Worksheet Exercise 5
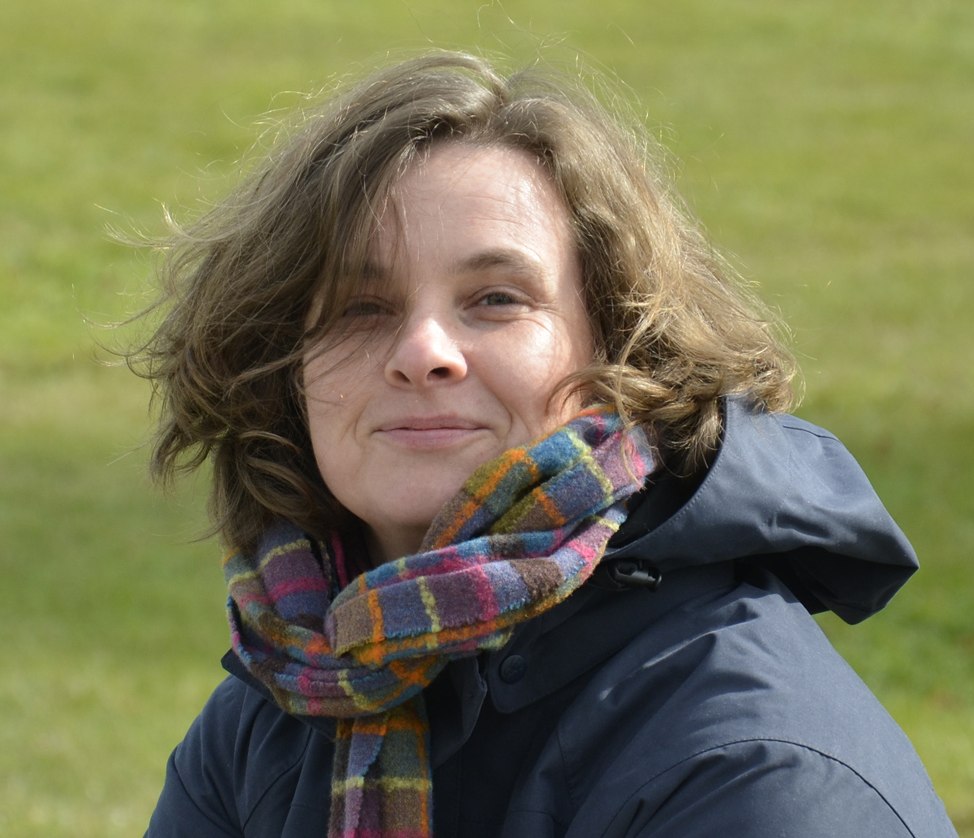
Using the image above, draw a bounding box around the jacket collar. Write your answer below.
[481,560,737,716]
[605,396,918,622]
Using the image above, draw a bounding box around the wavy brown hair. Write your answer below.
[131,51,796,553]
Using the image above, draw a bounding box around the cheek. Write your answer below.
[303,343,375,419]
[304,400,360,507]
[302,359,358,467]
[487,326,589,425]
[303,367,338,436]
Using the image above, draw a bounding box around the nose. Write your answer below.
[384,313,467,387]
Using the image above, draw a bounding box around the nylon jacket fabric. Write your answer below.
[145,399,957,836]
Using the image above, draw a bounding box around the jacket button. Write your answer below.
[499,654,527,684]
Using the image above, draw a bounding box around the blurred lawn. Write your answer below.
[2,1,971,834]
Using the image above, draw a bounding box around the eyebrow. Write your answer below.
[453,248,546,279]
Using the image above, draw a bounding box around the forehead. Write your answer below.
[370,142,576,271]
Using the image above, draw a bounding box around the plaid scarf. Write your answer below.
[224,407,654,837]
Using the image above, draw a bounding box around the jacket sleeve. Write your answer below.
[144,677,246,837]
[598,739,956,838]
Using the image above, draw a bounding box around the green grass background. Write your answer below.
[2,0,971,834]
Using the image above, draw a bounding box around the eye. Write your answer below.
[341,297,392,318]
[476,289,522,307]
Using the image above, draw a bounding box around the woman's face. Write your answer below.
[304,142,593,562]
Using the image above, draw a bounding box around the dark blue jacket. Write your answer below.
[146,400,957,836]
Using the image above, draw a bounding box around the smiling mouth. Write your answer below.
[375,419,486,449]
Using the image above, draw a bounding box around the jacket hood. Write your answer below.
[604,397,918,623]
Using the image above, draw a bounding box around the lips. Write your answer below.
[377,416,482,432]
[374,416,487,449]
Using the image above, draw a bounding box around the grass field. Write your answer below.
[2,1,972,834]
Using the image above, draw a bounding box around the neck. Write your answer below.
[365,523,429,566]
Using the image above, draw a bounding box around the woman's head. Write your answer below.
[304,141,592,562]
[136,51,795,554]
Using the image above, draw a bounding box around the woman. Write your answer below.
[140,52,956,836]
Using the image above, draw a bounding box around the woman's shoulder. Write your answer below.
[549,573,955,836]
[146,675,321,836]
[201,674,323,803]
[567,737,949,837]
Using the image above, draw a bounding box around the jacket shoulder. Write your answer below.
[146,676,315,836]
[588,737,951,838]
[503,575,956,838]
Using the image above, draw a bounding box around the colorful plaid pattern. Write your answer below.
[224,407,654,837]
